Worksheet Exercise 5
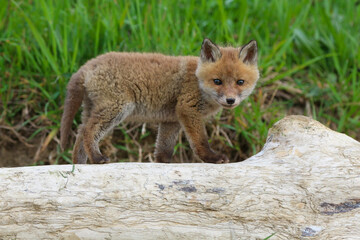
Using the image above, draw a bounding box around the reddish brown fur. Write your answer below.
[60,71,85,150]
[60,39,259,164]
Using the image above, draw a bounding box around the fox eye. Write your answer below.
[237,79,245,85]
[213,79,222,85]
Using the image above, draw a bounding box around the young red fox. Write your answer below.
[60,38,259,164]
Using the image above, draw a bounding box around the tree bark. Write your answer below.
[0,115,359,240]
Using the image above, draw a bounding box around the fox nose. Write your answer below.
[226,98,235,105]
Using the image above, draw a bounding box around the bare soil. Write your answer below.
[0,139,44,167]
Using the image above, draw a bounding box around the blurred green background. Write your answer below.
[0,0,359,166]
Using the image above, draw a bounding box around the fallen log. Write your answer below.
[0,115,359,240]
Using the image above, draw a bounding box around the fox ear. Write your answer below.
[239,40,258,65]
[200,38,222,62]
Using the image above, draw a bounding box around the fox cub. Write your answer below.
[60,38,259,164]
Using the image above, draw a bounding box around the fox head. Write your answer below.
[195,38,259,109]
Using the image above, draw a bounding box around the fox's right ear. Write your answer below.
[200,38,222,63]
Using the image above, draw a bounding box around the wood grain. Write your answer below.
[1,115,359,240]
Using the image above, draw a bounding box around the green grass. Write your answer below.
[0,0,359,165]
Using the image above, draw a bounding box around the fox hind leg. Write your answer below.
[83,103,134,164]
[154,122,181,163]
[72,95,92,164]
[73,126,88,164]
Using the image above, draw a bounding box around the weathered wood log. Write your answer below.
[0,115,359,240]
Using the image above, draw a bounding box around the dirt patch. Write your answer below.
[0,140,42,167]
[0,128,60,167]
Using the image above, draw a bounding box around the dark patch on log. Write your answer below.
[206,187,225,194]
[180,186,197,193]
[173,180,192,185]
[156,183,165,191]
[320,199,360,215]
[301,226,322,237]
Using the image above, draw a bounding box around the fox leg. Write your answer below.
[73,126,87,164]
[83,103,134,164]
[154,122,181,163]
[177,111,229,164]
[72,95,92,164]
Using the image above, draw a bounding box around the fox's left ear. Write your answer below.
[239,40,257,65]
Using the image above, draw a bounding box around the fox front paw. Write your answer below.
[202,153,229,164]
[92,155,110,164]
[154,152,172,163]
[215,154,230,164]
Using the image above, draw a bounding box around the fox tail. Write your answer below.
[60,70,85,150]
